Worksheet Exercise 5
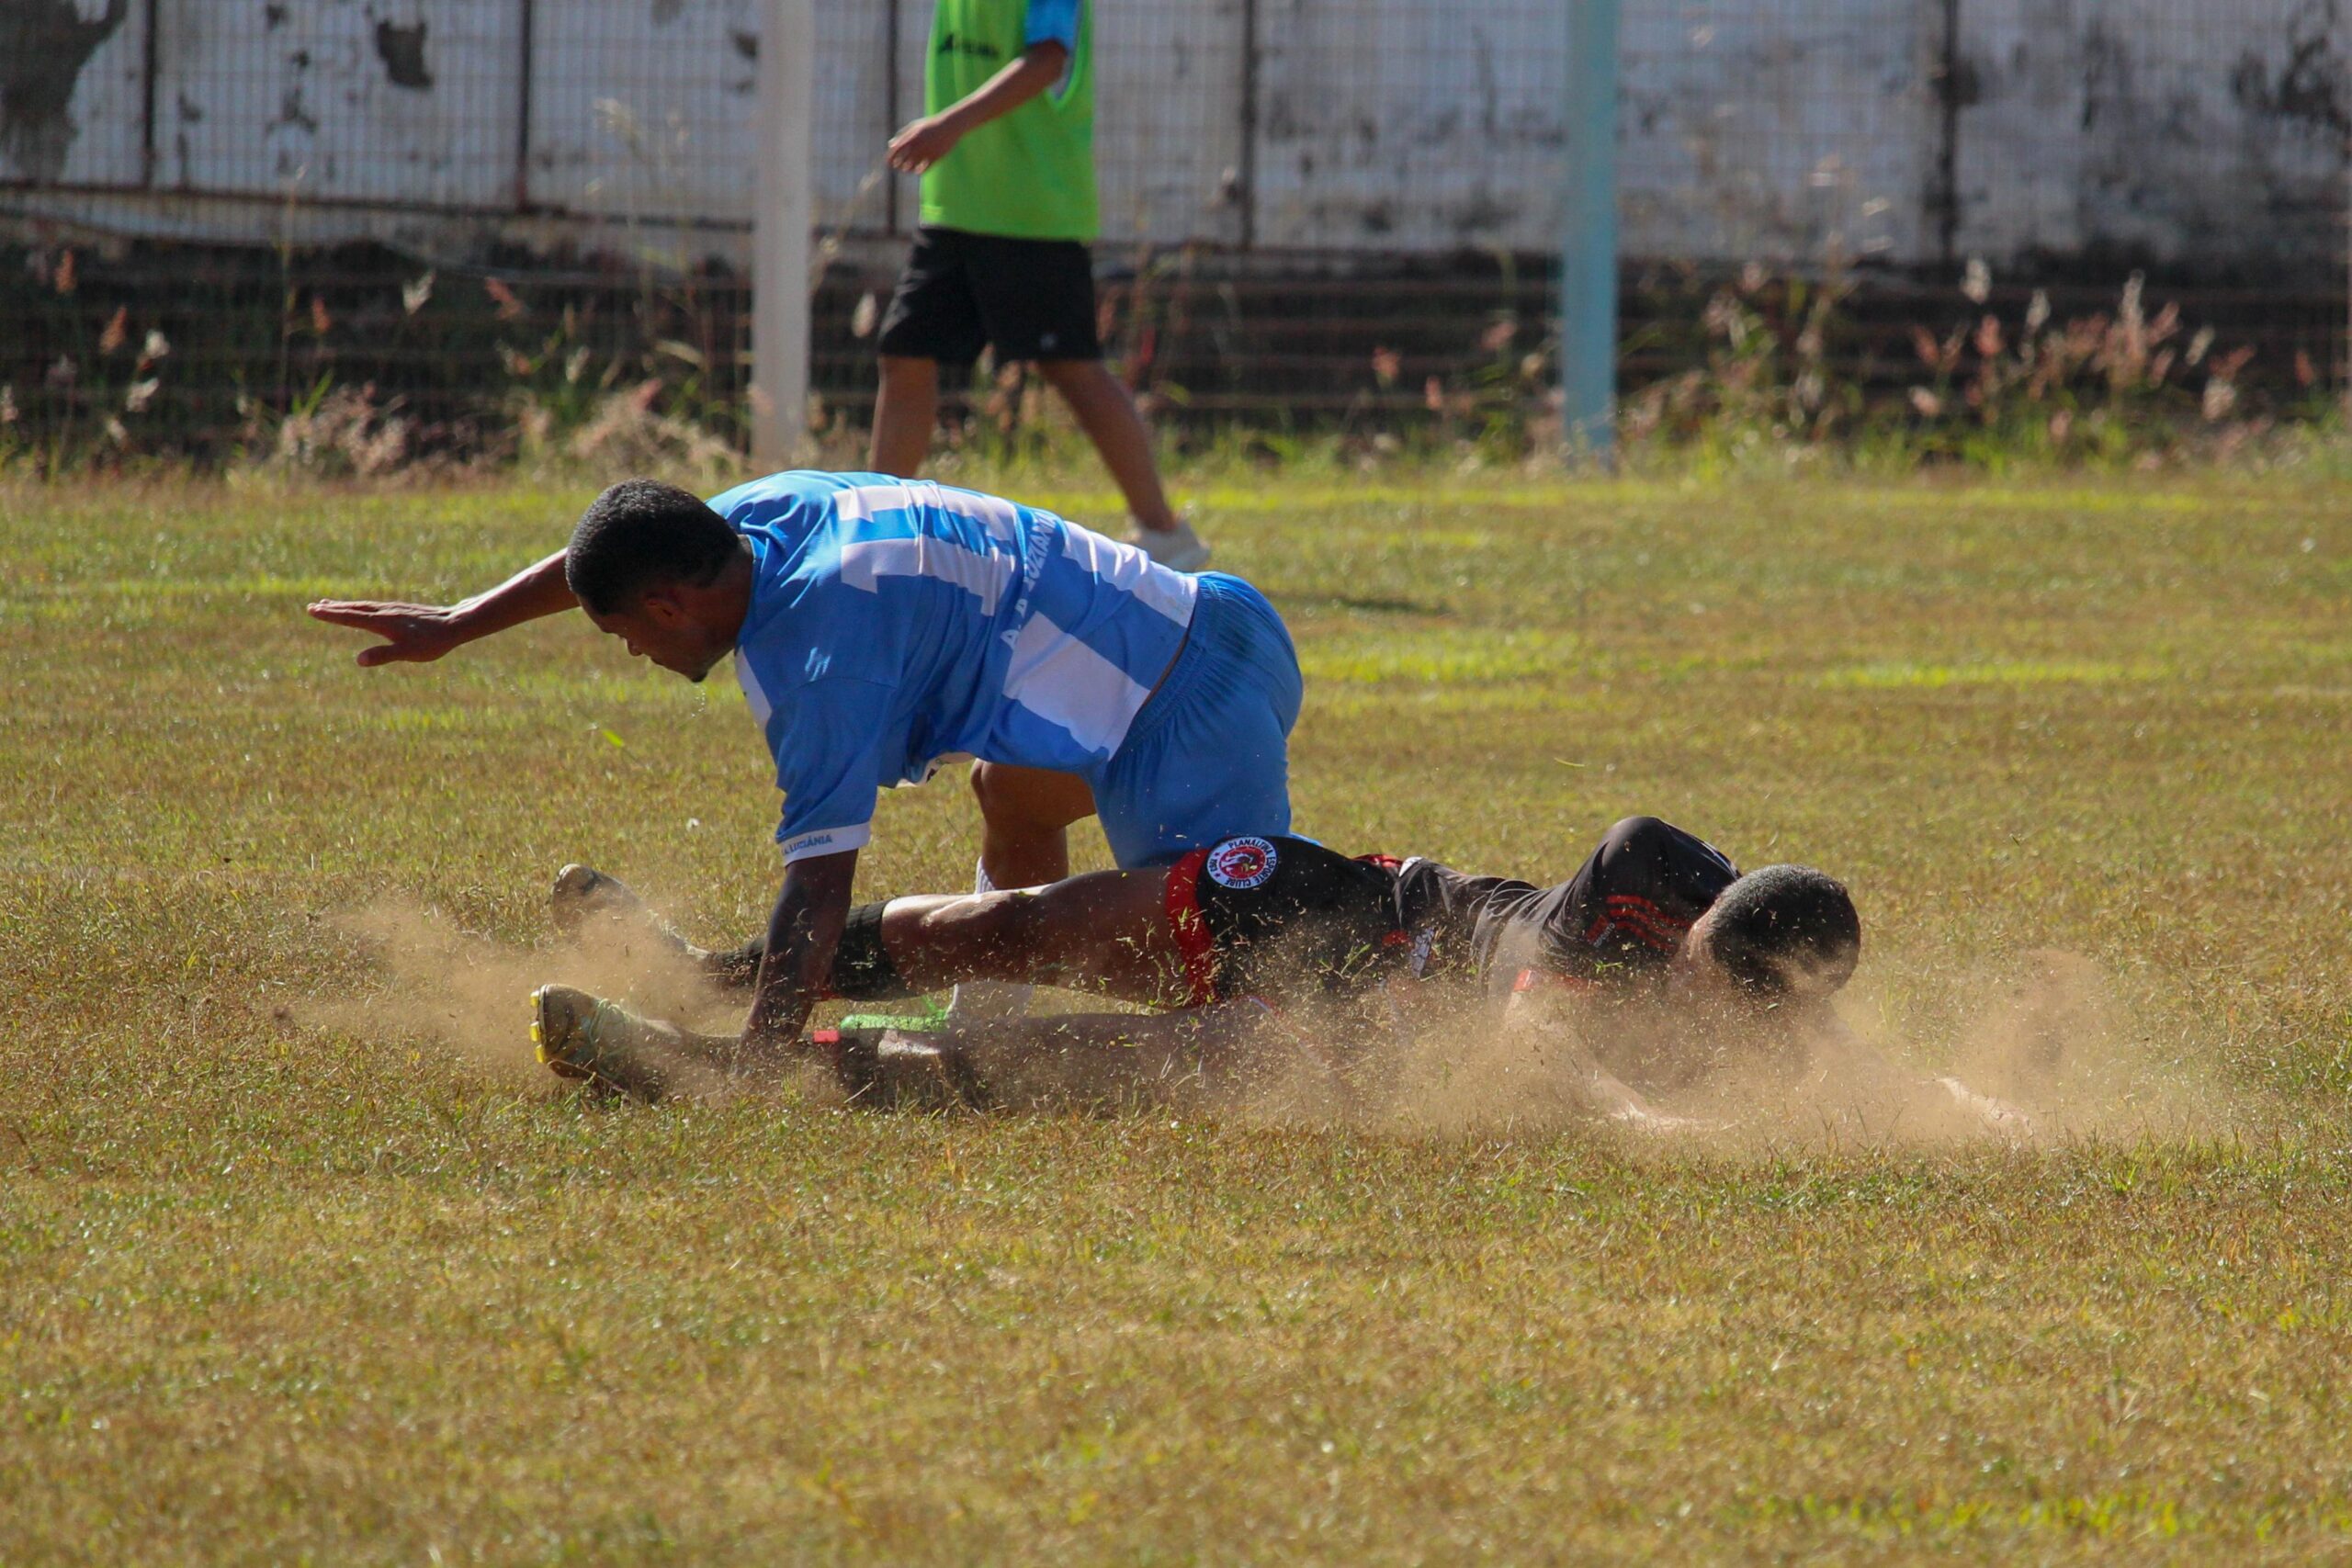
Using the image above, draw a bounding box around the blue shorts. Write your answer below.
[1088,571,1302,868]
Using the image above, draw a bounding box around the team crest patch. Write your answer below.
[1205,836,1279,890]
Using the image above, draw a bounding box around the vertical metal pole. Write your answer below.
[884,0,902,234]
[753,0,815,467]
[139,0,160,186]
[514,0,536,211]
[1932,0,1961,269]
[1559,0,1620,461]
[1238,0,1259,250]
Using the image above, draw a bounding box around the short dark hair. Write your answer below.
[1704,864,1861,998]
[565,479,741,615]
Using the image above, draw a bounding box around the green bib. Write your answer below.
[921,0,1097,242]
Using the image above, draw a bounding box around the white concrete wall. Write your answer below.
[5,0,2343,279]
[1954,0,2347,276]
[157,0,523,206]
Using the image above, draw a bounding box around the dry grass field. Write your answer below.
[5,465,2351,1562]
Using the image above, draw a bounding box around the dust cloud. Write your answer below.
[317,888,2252,1150]
[301,894,750,1097]
[1334,945,2252,1149]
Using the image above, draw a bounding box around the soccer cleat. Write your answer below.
[531,984,674,1102]
[1126,519,1212,573]
[549,863,650,934]
[549,864,698,958]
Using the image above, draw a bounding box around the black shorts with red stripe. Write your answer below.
[1163,835,1408,1006]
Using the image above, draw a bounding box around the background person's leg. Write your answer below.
[963,234,1207,567]
[871,228,986,475]
[1035,357,1181,533]
[868,355,942,476]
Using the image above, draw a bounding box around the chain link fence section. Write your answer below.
[4,0,2346,454]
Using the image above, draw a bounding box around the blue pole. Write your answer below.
[1560,0,1621,462]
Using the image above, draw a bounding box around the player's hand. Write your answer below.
[887,115,964,175]
[305,599,469,667]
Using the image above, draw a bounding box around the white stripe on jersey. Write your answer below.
[1001,613,1154,756]
[832,480,1023,541]
[1057,525,1197,626]
[840,535,1015,615]
[735,655,773,726]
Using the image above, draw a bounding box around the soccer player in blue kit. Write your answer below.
[307,471,1302,1059]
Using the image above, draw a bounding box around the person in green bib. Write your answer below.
[877,0,1208,572]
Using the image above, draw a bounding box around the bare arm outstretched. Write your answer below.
[308,548,575,666]
[1803,1011,2038,1140]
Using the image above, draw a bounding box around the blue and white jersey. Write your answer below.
[713,471,1199,862]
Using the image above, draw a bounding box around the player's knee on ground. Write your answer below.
[1172,835,1403,1004]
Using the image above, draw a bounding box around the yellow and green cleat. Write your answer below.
[531,984,675,1103]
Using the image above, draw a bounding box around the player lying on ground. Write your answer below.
[533,816,2026,1132]
[308,470,1301,1069]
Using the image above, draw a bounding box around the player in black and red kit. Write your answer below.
[1170,817,1855,1010]
[530,817,1865,1112]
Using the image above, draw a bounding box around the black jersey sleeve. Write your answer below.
[1476,816,1741,990]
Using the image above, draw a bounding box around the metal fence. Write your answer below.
[4,0,2346,456]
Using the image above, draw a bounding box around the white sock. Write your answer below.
[946,858,1035,1022]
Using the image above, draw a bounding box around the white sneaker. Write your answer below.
[1128,519,1212,572]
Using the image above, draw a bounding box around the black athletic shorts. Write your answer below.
[1166,835,1407,1005]
[876,226,1103,365]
